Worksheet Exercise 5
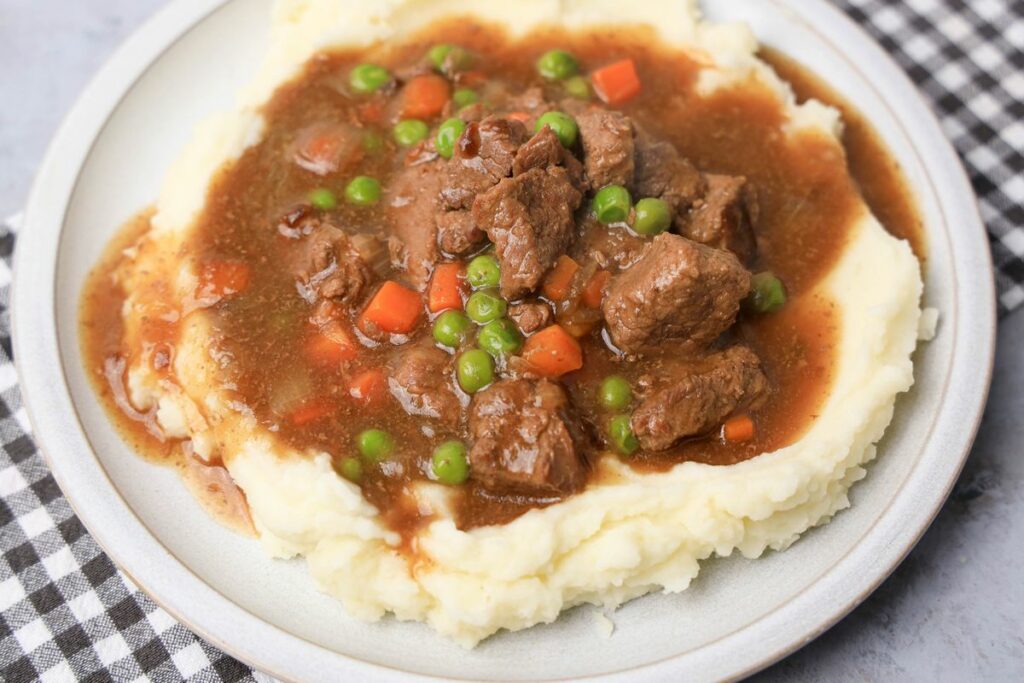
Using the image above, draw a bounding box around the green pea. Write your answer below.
[362,130,385,153]
[609,415,639,456]
[535,111,578,148]
[453,88,479,108]
[433,310,472,348]
[345,176,381,206]
[357,428,394,463]
[599,376,632,410]
[336,457,363,483]
[431,441,470,485]
[592,185,632,224]
[747,272,787,313]
[349,63,390,94]
[563,75,591,99]
[632,197,672,236]
[478,319,523,358]
[428,44,472,73]
[436,118,466,159]
[457,349,494,394]
[308,188,337,211]
[536,49,579,80]
[428,44,455,69]
[393,119,429,147]
[466,290,507,324]
[466,254,500,289]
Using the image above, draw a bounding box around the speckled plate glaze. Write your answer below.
[11,0,995,680]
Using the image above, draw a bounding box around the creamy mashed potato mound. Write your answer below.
[119,0,925,647]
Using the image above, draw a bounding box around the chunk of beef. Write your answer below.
[388,343,462,427]
[508,301,553,335]
[631,345,769,450]
[570,217,647,271]
[435,210,482,256]
[436,116,531,256]
[633,133,706,217]
[513,126,587,192]
[468,379,587,494]
[386,160,444,289]
[573,107,635,189]
[682,174,757,263]
[294,223,374,305]
[441,116,529,210]
[473,166,583,299]
[602,233,750,353]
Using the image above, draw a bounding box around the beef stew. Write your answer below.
[80,22,923,537]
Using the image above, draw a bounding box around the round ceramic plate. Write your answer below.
[11,0,995,680]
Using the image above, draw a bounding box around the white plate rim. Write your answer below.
[10,0,996,680]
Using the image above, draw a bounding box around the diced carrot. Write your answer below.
[294,124,363,175]
[349,369,388,404]
[198,261,251,299]
[428,262,466,313]
[506,111,531,123]
[581,270,611,309]
[522,324,583,378]
[289,398,335,426]
[401,74,451,119]
[306,324,358,365]
[542,255,580,302]
[722,414,756,443]
[357,98,385,124]
[299,134,346,174]
[303,134,342,163]
[592,59,642,106]
[359,280,424,335]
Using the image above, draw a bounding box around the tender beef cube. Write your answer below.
[513,126,587,192]
[633,133,706,217]
[573,107,635,189]
[468,379,587,494]
[570,217,647,271]
[386,161,444,289]
[631,345,769,450]
[435,116,530,256]
[436,210,483,256]
[512,127,560,174]
[473,166,583,299]
[508,301,553,335]
[294,223,373,305]
[441,116,529,210]
[602,233,750,353]
[388,344,462,427]
[682,174,757,263]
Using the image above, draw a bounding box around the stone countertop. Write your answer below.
[2,1,1021,680]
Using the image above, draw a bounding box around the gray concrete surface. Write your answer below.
[1,1,1021,680]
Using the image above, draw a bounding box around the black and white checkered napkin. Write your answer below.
[1,1,1021,680]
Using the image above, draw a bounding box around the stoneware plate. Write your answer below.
[11,0,995,680]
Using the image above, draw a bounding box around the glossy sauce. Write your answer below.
[80,21,923,536]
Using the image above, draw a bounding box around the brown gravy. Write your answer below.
[80,21,923,537]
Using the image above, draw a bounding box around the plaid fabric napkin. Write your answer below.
[1,1,1021,680]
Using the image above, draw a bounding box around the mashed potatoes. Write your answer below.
[118,0,925,647]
